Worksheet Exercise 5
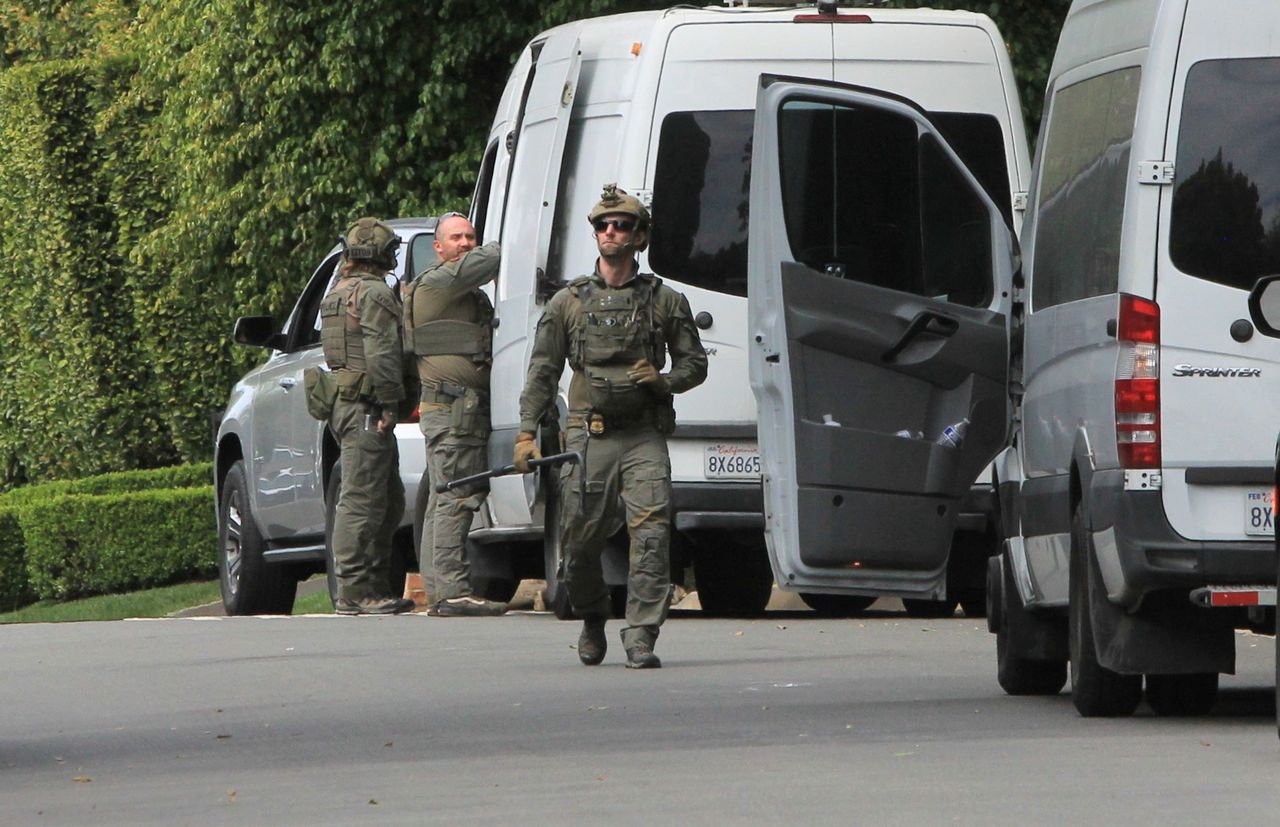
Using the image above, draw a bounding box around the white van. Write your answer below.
[975,0,1280,718]
[750,0,1280,719]
[453,3,1030,617]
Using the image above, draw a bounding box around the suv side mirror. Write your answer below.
[1248,275,1280,337]
[233,315,286,350]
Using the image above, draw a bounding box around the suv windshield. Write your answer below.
[650,109,1010,298]
[1171,57,1280,289]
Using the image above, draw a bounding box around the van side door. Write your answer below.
[747,76,1016,599]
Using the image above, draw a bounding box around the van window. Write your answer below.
[1031,67,1139,311]
[1170,58,1280,290]
[650,110,754,297]
[472,141,498,243]
[774,99,992,308]
[651,108,1010,299]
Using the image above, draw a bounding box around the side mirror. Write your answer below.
[233,315,286,350]
[1247,275,1280,337]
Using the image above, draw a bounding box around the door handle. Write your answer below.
[279,377,298,390]
[882,311,959,363]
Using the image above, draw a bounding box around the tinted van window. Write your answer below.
[651,108,1009,298]
[775,99,992,308]
[1031,67,1140,311]
[1170,58,1280,290]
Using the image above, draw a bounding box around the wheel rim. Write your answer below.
[224,491,244,598]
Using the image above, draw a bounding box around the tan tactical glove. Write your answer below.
[628,359,671,394]
[513,431,542,473]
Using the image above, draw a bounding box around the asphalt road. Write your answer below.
[4,608,1278,826]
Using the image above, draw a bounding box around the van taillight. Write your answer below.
[1115,295,1160,469]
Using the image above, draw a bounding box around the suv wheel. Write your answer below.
[219,460,296,615]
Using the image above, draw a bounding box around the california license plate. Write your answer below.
[704,443,761,480]
[1245,489,1274,536]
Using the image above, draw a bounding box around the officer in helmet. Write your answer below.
[515,184,708,668]
[320,217,415,615]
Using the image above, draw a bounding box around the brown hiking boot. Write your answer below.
[624,641,661,670]
[427,596,509,617]
[578,617,607,665]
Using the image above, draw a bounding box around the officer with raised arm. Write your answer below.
[515,185,707,668]
[404,212,507,617]
[321,218,415,615]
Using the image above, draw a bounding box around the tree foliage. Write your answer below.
[0,0,1068,487]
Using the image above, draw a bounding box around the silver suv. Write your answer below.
[213,218,438,615]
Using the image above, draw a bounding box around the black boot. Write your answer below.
[578,617,607,665]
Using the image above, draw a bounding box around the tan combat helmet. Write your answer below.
[587,184,651,252]
[340,217,401,269]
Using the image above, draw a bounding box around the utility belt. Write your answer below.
[422,379,490,438]
[567,404,675,436]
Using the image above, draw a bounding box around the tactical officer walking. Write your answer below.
[515,185,707,668]
[404,213,507,617]
[321,218,415,615]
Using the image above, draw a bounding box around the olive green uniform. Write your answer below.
[520,268,707,651]
[320,268,406,603]
[404,242,499,601]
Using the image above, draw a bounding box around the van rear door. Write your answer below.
[1157,0,1280,542]
[747,76,1016,598]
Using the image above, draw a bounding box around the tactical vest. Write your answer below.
[570,274,667,418]
[320,276,369,372]
[405,283,494,365]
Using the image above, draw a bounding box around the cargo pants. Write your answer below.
[418,404,489,601]
[559,422,673,650]
[330,398,405,602]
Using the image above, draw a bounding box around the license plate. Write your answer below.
[1245,489,1274,536]
[704,443,761,480]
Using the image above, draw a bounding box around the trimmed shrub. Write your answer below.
[22,486,216,600]
[0,506,30,612]
[0,462,213,507]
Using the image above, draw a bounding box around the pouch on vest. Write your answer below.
[450,388,492,438]
[303,367,339,421]
[335,369,371,401]
[586,373,649,417]
[653,399,677,435]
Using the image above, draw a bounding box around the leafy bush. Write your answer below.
[22,486,216,600]
[0,462,213,507]
[0,462,212,607]
[0,507,30,612]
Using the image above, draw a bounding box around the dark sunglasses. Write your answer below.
[592,217,636,233]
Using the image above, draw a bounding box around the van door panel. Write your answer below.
[1158,2,1280,540]
[748,77,1014,597]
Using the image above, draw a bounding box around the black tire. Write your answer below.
[540,457,575,620]
[610,585,628,619]
[693,539,773,617]
[800,593,876,617]
[903,598,959,618]
[993,557,1067,696]
[1069,503,1141,717]
[218,460,297,615]
[323,464,342,607]
[1145,672,1218,717]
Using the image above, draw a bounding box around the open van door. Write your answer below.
[747,76,1016,600]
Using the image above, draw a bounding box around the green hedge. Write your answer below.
[0,462,214,608]
[0,461,212,507]
[22,486,216,600]
[0,506,29,612]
